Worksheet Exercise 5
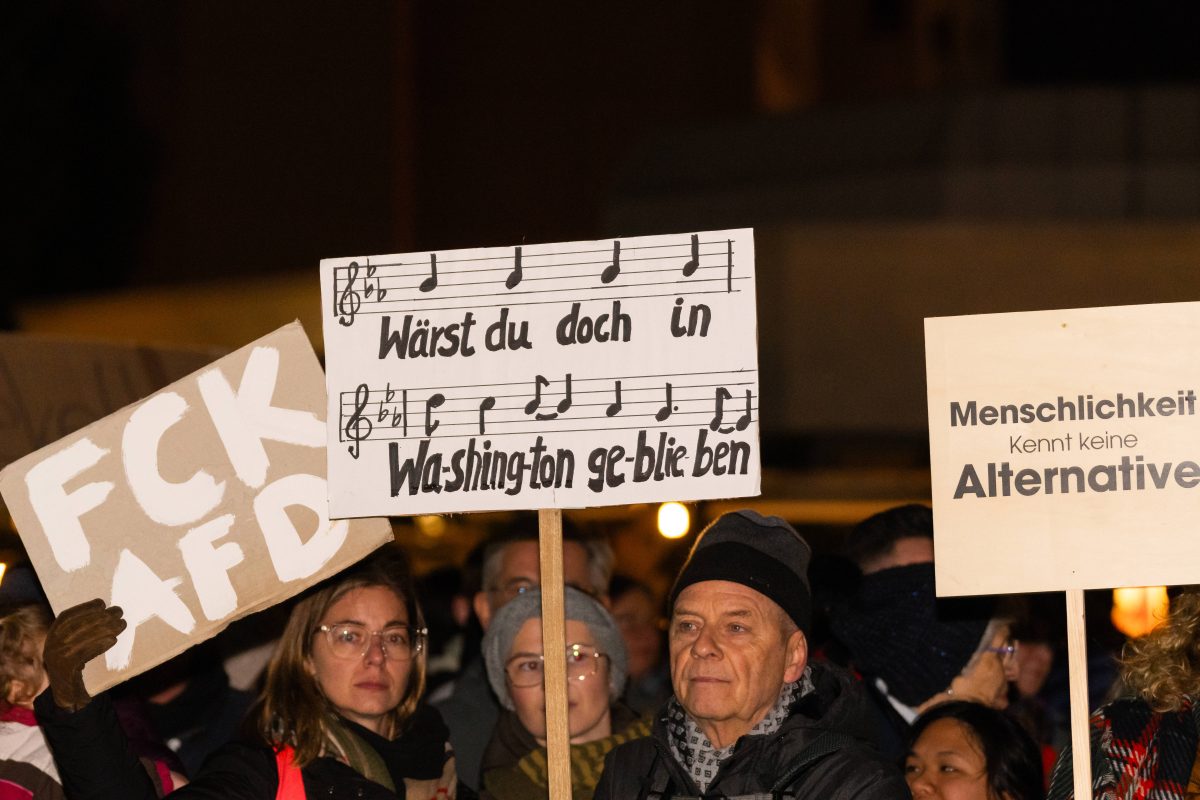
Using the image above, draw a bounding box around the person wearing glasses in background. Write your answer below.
[477,587,648,800]
[31,551,462,800]
[434,516,613,792]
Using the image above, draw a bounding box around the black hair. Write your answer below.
[908,701,1044,800]
[844,503,932,569]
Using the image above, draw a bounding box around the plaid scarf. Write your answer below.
[1047,698,1200,800]
[666,667,815,795]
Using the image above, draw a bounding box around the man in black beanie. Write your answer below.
[595,510,907,799]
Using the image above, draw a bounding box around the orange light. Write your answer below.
[657,503,690,539]
[1112,586,1170,638]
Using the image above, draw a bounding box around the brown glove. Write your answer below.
[42,599,126,711]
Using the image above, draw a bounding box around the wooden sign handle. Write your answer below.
[1066,588,1093,797]
[538,509,571,798]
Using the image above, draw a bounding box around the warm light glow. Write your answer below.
[658,503,690,539]
[1112,586,1170,639]
[0,563,7,587]
[415,515,447,539]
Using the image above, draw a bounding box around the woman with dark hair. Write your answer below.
[32,550,460,799]
[905,700,1044,800]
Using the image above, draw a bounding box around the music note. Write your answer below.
[478,396,496,434]
[524,375,572,420]
[600,240,621,284]
[726,239,733,292]
[682,234,699,277]
[336,263,362,327]
[420,253,438,293]
[506,246,523,290]
[549,373,573,418]
[710,387,734,433]
[605,380,623,417]
[344,383,373,459]
[736,389,752,431]
[654,382,675,422]
[524,375,550,416]
[424,393,445,436]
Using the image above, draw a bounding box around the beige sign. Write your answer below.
[0,323,392,693]
[926,301,1200,596]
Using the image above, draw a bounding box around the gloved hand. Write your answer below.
[42,599,126,711]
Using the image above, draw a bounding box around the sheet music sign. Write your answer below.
[320,229,761,516]
[926,302,1200,596]
[0,323,393,693]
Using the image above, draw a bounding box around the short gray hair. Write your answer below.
[480,528,613,597]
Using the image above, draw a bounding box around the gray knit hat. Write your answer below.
[482,586,628,710]
[670,509,814,634]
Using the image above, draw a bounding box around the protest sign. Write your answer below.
[0,333,225,472]
[924,300,1200,795]
[926,301,1200,597]
[0,322,393,694]
[319,229,761,517]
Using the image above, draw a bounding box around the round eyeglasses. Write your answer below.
[984,639,1019,666]
[505,643,608,688]
[315,623,427,662]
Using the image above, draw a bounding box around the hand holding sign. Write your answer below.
[43,599,126,711]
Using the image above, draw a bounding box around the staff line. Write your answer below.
[340,275,748,305]
[343,288,746,316]
[329,239,734,269]
[339,417,758,442]
[337,369,757,395]
[348,263,734,291]
[339,388,755,411]
[340,396,756,418]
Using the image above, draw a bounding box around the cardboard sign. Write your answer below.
[0,334,226,471]
[926,301,1200,596]
[320,229,761,516]
[0,323,393,693]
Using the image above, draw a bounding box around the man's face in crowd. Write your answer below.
[668,580,807,748]
[474,539,594,630]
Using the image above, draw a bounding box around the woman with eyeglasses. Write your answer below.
[477,586,649,800]
[31,550,461,799]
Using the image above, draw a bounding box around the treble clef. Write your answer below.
[345,383,373,459]
[337,262,362,327]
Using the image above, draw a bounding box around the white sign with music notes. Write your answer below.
[319,229,760,517]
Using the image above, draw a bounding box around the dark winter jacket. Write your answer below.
[435,656,499,792]
[593,663,910,799]
[34,690,462,800]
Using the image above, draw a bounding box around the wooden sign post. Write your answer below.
[319,230,765,793]
[538,509,571,796]
[925,301,1200,796]
[1065,589,1092,795]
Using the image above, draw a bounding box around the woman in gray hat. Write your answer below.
[479,586,649,800]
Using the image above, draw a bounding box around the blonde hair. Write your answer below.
[0,605,51,708]
[252,552,426,765]
[1120,590,1200,712]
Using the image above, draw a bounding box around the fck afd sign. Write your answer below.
[0,323,392,693]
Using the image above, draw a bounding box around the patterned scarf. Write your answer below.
[667,667,815,794]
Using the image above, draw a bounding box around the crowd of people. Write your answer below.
[0,503,1177,799]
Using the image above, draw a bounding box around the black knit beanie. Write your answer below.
[829,562,993,707]
[670,510,813,634]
